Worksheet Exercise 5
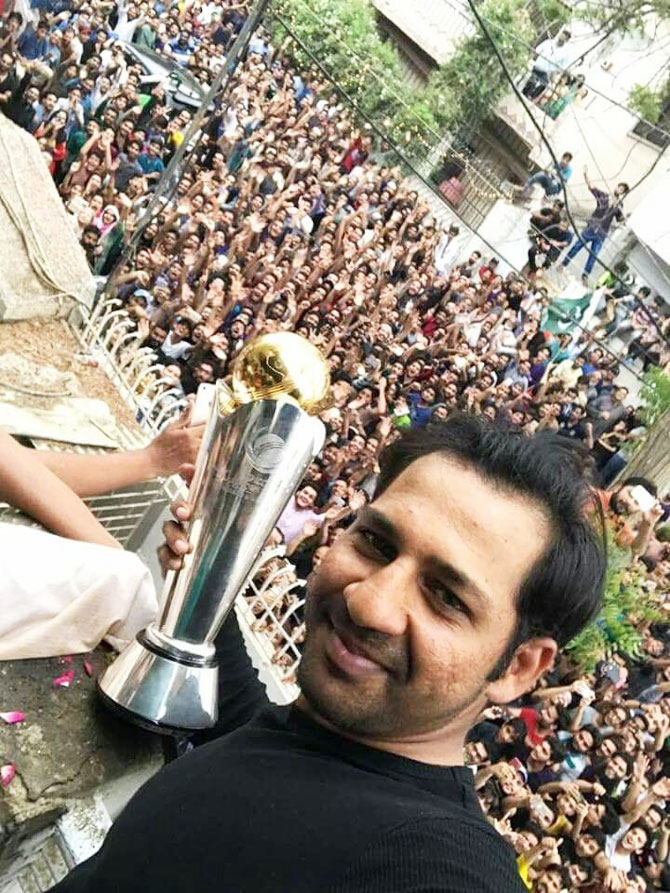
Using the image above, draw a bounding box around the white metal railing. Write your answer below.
[235,546,305,703]
[73,295,187,446]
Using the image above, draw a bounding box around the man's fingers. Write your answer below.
[162,518,193,555]
[171,499,193,522]
[173,405,193,429]
[157,544,185,574]
[178,462,196,485]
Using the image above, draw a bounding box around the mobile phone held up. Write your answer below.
[629,484,656,514]
[190,383,216,427]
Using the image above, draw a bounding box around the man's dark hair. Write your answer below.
[583,826,606,848]
[618,182,630,195]
[573,858,593,882]
[600,798,621,834]
[562,151,573,161]
[579,723,602,749]
[545,737,567,761]
[504,717,526,741]
[375,415,606,674]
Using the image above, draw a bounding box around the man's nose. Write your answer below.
[342,559,412,638]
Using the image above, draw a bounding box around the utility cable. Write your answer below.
[272,13,647,383]
[463,0,670,353]
[439,0,670,142]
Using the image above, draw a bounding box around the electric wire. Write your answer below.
[439,0,670,141]
[288,0,668,280]
[271,13,648,383]
[462,0,670,353]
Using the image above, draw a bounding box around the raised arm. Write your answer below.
[32,413,203,497]
[0,428,119,548]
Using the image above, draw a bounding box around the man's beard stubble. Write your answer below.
[296,590,488,742]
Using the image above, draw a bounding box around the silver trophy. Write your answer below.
[98,333,330,733]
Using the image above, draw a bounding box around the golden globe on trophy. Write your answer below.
[98,332,330,733]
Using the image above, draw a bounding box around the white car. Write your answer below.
[120,41,207,112]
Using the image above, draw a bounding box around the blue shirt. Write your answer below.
[407,391,433,429]
[555,161,572,182]
[17,27,49,60]
[138,153,164,175]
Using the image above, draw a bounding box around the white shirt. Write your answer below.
[533,37,571,75]
[605,823,631,873]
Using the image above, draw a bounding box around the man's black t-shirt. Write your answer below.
[50,615,524,893]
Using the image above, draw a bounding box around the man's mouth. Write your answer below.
[323,614,388,679]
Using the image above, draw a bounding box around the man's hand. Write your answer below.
[300,520,320,539]
[632,752,649,783]
[158,497,193,575]
[146,410,205,478]
[604,868,626,891]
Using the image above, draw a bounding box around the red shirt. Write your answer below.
[520,707,548,746]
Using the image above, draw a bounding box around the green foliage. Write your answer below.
[628,84,663,124]
[530,0,571,36]
[565,536,664,672]
[576,0,670,36]
[272,0,442,159]
[640,366,670,427]
[425,0,534,136]
[272,0,538,158]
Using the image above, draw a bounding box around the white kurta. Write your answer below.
[0,522,157,659]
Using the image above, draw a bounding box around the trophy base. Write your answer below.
[97,634,219,734]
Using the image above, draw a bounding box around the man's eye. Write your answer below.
[354,528,395,561]
[426,579,469,616]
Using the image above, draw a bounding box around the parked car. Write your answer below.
[120,41,207,112]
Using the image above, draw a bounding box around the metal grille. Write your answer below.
[72,296,187,437]
[235,546,305,703]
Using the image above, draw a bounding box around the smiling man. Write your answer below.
[50,415,606,893]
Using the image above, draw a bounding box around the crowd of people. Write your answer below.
[466,568,670,893]
[1,0,670,888]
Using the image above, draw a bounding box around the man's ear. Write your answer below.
[485,637,557,705]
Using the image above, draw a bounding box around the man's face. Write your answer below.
[539,702,558,728]
[573,728,593,753]
[297,455,552,742]
[535,871,562,893]
[605,755,627,779]
[195,363,215,383]
[530,739,551,762]
[173,321,190,339]
[576,834,599,858]
[464,741,488,765]
[296,486,317,509]
[598,737,616,758]
[643,807,662,831]
[498,721,518,744]
[622,826,647,852]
